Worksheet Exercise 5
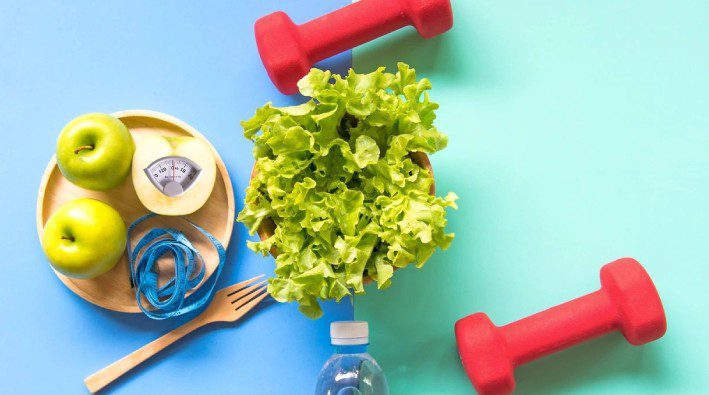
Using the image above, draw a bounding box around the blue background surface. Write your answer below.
[0,1,351,394]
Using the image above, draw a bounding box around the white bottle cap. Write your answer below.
[331,321,369,346]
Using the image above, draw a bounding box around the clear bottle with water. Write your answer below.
[315,321,389,395]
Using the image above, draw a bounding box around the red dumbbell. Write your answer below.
[254,0,453,94]
[455,258,666,395]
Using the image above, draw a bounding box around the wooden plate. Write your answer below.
[36,110,235,313]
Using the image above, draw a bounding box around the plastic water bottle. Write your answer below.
[315,321,389,395]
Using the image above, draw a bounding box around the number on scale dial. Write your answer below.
[143,156,202,197]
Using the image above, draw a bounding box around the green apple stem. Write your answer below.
[61,236,75,242]
[74,145,94,154]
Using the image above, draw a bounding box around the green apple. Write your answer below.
[42,198,126,279]
[132,134,216,215]
[56,113,135,190]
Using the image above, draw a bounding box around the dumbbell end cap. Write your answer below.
[601,258,667,345]
[406,0,454,38]
[455,313,515,395]
[255,12,310,95]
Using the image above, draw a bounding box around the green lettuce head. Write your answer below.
[237,63,458,318]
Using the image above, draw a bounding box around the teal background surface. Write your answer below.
[355,1,708,394]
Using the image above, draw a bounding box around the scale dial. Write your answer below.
[143,156,202,197]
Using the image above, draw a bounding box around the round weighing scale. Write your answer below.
[36,110,235,313]
[144,156,202,197]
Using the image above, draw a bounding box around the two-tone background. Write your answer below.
[1,1,707,394]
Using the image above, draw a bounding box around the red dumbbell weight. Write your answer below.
[455,258,666,395]
[255,0,453,94]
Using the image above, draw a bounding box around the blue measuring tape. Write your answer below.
[127,213,226,320]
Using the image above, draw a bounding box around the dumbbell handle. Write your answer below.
[298,0,412,62]
[501,289,616,365]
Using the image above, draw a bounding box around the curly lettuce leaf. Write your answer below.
[237,63,457,318]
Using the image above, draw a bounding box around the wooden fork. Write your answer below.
[84,275,269,393]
